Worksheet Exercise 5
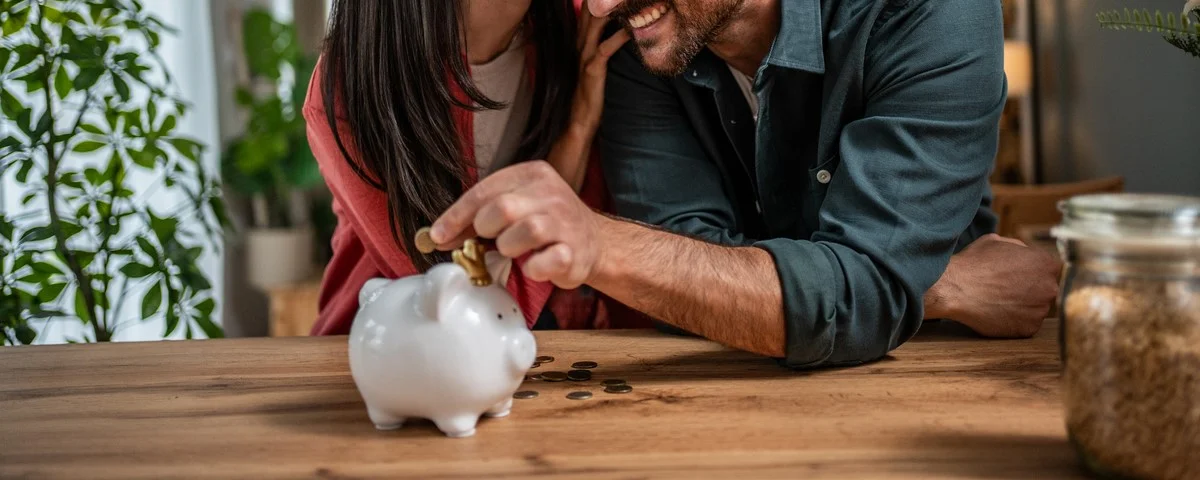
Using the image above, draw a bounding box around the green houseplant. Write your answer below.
[1098,1,1200,58]
[222,7,323,289]
[0,0,228,344]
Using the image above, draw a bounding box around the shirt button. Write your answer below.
[816,169,832,184]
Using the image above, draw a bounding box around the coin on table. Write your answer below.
[541,371,568,382]
[529,374,543,381]
[600,379,627,387]
[566,391,593,400]
[604,384,633,394]
[513,390,539,400]
[567,369,592,381]
[571,361,598,370]
[531,362,542,369]
[536,355,555,363]
[414,227,437,254]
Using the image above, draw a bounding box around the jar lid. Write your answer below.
[1052,193,1200,246]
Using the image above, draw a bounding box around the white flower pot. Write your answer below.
[246,227,314,290]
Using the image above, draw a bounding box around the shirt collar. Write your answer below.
[763,0,825,74]
[682,0,825,87]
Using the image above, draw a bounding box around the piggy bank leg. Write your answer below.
[434,414,480,438]
[484,398,513,418]
[366,407,405,431]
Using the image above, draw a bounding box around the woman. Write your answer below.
[303,0,639,334]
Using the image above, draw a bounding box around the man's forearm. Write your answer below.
[586,215,787,357]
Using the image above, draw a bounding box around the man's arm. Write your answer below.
[590,217,785,357]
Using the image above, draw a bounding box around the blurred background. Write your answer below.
[0,0,1197,345]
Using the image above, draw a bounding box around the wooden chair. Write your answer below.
[991,176,1125,245]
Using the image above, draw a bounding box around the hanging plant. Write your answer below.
[1097,2,1200,59]
[0,0,229,344]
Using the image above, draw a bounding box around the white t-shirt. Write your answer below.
[469,32,533,285]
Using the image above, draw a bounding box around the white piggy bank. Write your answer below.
[348,262,536,438]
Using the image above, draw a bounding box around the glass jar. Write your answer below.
[1052,194,1200,480]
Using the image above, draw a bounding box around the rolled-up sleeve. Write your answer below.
[758,1,1005,368]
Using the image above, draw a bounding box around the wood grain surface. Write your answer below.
[0,319,1083,479]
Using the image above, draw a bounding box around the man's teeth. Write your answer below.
[629,4,669,29]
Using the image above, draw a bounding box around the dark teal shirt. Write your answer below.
[599,0,1004,368]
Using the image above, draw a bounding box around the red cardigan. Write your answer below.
[302,51,648,335]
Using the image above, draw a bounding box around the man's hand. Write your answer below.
[925,234,1063,338]
[429,161,605,289]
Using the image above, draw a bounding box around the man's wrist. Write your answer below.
[586,213,629,289]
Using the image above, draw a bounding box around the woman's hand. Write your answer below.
[547,9,630,191]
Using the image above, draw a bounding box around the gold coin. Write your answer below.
[541,371,568,382]
[414,227,436,254]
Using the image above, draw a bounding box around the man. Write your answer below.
[429,0,1060,368]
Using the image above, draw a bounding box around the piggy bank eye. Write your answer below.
[496,313,503,320]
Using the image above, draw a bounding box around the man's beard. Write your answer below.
[610,0,743,77]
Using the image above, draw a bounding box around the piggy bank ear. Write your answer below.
[358,278,391,307]
[419,264,471,321]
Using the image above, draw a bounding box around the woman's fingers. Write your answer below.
[581,10,609,59]
[587,28,630,75]
[577,7,593,51]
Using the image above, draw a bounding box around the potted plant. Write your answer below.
[223,8,323,290]
[1098,1,1200,58]
[0,0,227,344]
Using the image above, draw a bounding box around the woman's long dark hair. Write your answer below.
[321,1,578,271]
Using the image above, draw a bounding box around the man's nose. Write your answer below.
[587,0,623,18]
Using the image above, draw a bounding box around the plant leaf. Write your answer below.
[38,283,68,303]
[73,141,107,153]
[74,288,91,323]
[136,236,159,258]
[194,302,223,339]
[119,262,156,278]
[141,282,162,320]
[1,88,23,117]
[19,227,55,243]
[54,66,72,100]
[113,74,130,100]
[15,324,36,344]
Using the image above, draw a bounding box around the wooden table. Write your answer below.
[0,320,1083,479]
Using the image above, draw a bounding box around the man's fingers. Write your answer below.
[495,214,557,259]
[430,167,528,243]
[474,193,539,239]
[523,243,574,285]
